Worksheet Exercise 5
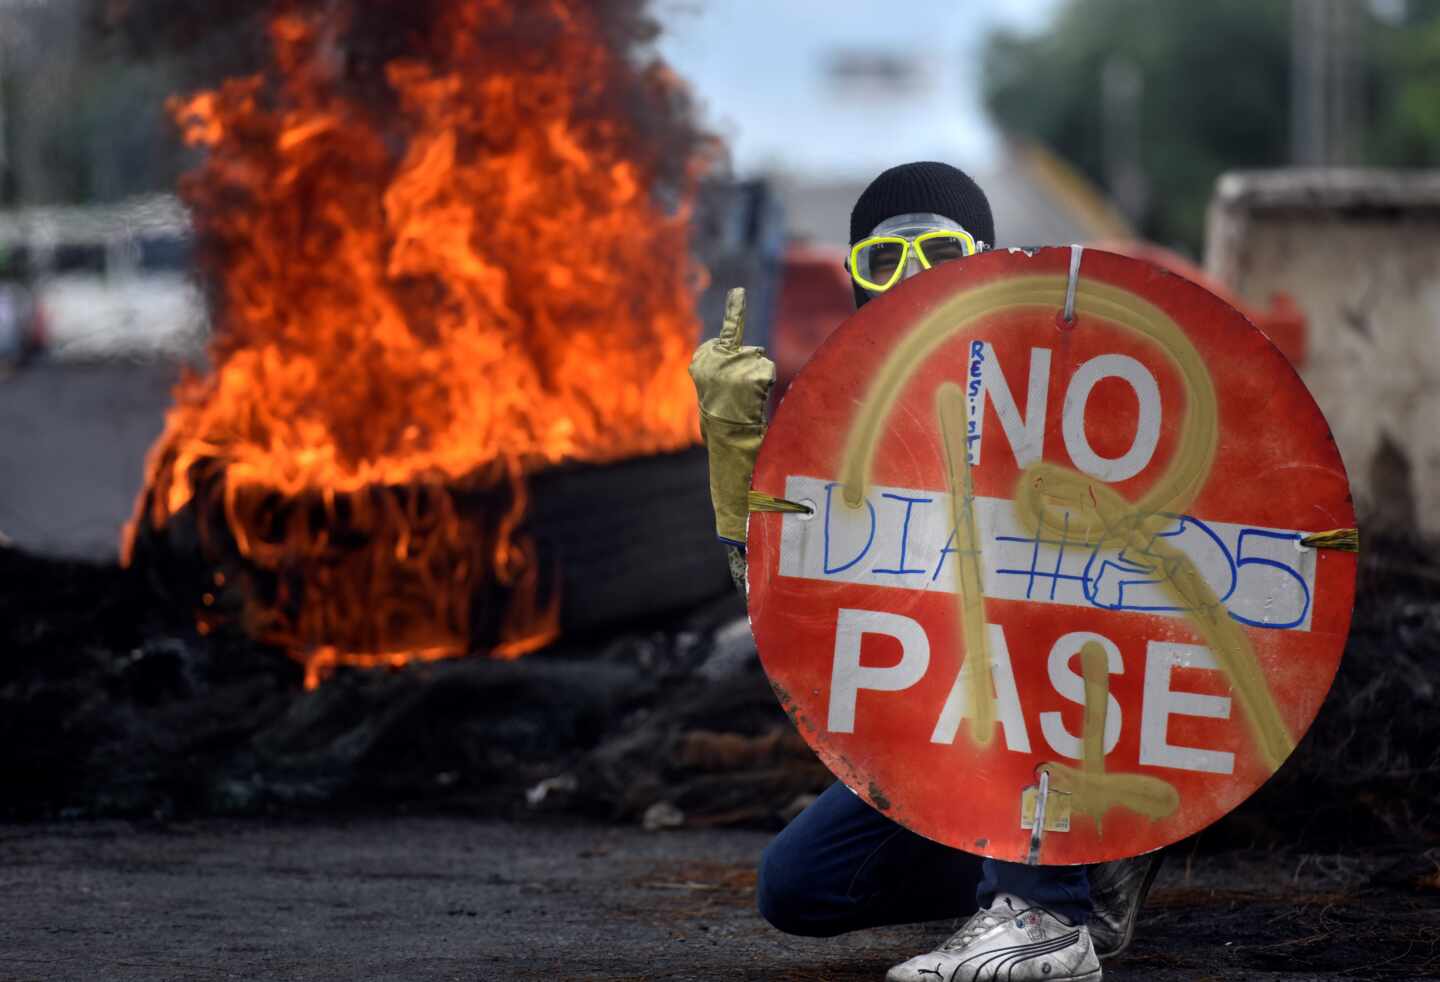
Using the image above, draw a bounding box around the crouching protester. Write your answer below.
[687,163,1162,982]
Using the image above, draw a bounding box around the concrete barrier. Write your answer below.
[1205,169,1440,533]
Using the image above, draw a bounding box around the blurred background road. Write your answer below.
[0,362,178,558]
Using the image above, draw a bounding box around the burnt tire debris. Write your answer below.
[0,541,824,823]
[0,528,1437,857]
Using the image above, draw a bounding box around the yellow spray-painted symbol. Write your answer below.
[838,271,1295,827]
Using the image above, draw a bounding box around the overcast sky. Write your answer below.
[655,0,1063,180]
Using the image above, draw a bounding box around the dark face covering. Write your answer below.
[848,161,997,308]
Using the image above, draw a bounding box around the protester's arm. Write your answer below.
[688,287,775,548]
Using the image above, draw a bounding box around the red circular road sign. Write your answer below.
[747,247,1357,865]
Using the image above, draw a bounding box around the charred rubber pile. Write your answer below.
[0,534,827,823]
[0,528,1436,852]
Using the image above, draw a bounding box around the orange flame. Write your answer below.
[123,2,710,686]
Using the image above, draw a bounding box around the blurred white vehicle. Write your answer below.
[0,195,207,361]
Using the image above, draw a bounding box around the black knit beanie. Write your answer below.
[849,161,995,307]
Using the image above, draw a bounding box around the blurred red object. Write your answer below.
[771,242,855,397]
[1091,240,1307,368]
[29,299,48,353]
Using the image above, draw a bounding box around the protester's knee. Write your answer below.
[756,841,845,937]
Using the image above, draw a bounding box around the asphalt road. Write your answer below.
[0,361,181,559]
[3,816,1431,982]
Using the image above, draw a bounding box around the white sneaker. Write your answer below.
[885,894,1102,982]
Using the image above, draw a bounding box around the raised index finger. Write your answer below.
[718,287,747,351]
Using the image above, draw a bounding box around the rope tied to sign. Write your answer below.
[748,490,812,515]
[1301,528,1360,552]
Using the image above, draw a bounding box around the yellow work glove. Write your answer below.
[688,287,775,546]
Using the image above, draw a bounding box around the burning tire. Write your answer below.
[526,447,731,635]
[128,446,731,682]
[117,1,728,684]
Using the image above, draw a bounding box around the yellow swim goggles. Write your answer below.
[848,213,983,294]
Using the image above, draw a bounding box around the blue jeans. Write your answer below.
[757,781,1091,936]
